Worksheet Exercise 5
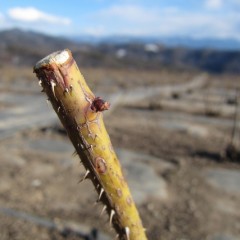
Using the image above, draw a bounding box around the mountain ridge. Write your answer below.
[0,28,239,73]
[70,35,240,51]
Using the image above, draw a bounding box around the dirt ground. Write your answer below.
[0,66,239,240]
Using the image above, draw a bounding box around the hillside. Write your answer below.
[0,28,82,66]
[0,28,240,73]
[72,35,240,51]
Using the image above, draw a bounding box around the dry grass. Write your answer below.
[0,66,34,82]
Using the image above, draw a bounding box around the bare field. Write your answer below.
[0,66,239,240]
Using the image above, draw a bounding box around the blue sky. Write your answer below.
[0,0,240,39]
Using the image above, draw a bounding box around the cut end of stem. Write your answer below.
[34,49,71,70]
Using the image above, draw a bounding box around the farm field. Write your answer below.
[0,66,239,240]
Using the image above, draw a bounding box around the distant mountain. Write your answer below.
[157,37,240,51]
[1,28,240,73]
[71,35,240,51]
[0,28,83,66]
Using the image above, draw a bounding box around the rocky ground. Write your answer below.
[0,66,239,240]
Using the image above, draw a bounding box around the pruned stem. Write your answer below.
[33,49,147,240]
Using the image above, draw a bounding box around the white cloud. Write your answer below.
[205,0,223,9]
[88,4,240,39]
[98,5,159,23]
[8,7,71,25]
[1,3,240,40]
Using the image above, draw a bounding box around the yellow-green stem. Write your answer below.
[33,49,147,240]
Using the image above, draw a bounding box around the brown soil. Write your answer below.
[0,67,239,240]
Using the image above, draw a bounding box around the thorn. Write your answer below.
[78,170,90,183]
[100,205,107,216]
[38,79,42,87]
[98,188,104,201]
[57,106,61,112]
[96,184,100,188]
[114,234,119,240]
[64,88,69,94]
[72,151,78,157]
[109,209,115,226]
[50,80,56,98]
[78,143,84,149]
[125,227,130,240]
[87,144,95,152]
